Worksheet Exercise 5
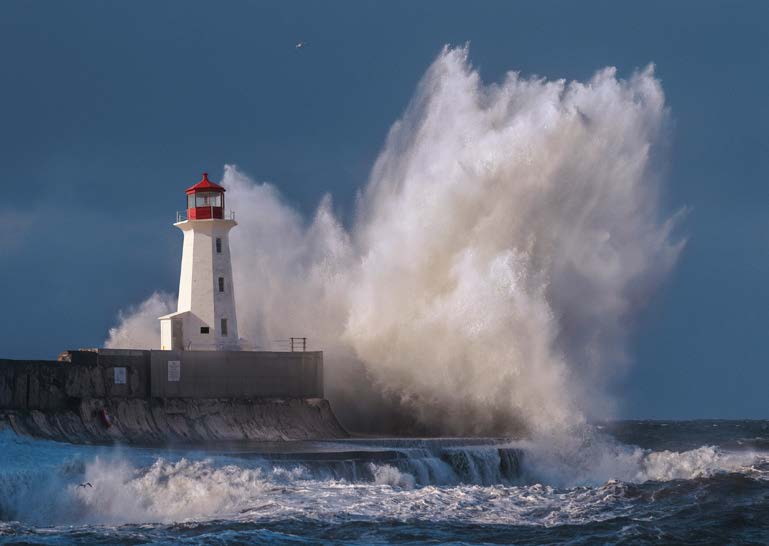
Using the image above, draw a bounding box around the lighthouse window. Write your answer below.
[200,327,210,334]
[215,238,222,253]
[221,318,228,336]
[218,277,225,292]
[187,194,195,209]
[195,192,222,208]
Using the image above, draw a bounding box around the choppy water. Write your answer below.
[2,421,769,544]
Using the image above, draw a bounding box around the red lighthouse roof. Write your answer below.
[186,172,225,194]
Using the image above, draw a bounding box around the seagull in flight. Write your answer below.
[295,41,307,49]
[77,482,93,488]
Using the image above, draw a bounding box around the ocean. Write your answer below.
[1,420,768,545]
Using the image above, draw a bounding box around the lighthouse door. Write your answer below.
[171,319,184,351]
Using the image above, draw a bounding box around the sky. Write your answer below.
[0,1,767,420]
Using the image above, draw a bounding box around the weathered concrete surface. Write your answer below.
[0,348,344,444]
[150,350,323,398]
[0,350,151,410]
[1,398,347,444]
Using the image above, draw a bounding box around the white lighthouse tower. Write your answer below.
[159,173,240,351]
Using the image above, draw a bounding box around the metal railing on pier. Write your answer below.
[271,337,309,352]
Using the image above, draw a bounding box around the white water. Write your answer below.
[0,448,765,527]
[0,431,766,528]
[105,46,683,437]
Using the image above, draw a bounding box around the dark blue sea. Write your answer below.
[2,421,769,545]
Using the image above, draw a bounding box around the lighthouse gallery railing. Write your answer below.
[176,209,236,222]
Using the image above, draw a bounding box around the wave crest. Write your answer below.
[104,46,683,436]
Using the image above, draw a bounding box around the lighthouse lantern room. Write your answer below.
[186,172,226,220]
[159,173,240,351]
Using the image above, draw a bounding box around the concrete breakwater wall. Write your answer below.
[0,349,346,443]
[3,398,346,444]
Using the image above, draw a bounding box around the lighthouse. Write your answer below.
[159,173,240,351]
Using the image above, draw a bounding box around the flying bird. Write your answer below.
[78,482,93,488]
[295,41,306,49]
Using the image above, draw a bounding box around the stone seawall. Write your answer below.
[2,398,346,444]
[0,349,347,444]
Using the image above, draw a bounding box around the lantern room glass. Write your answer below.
[195,192,222,208]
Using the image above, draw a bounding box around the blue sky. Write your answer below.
[0,1,767,419]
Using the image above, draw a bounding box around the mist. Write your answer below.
[106,46,682,435]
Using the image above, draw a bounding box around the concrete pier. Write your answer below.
[0,349,346,444]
